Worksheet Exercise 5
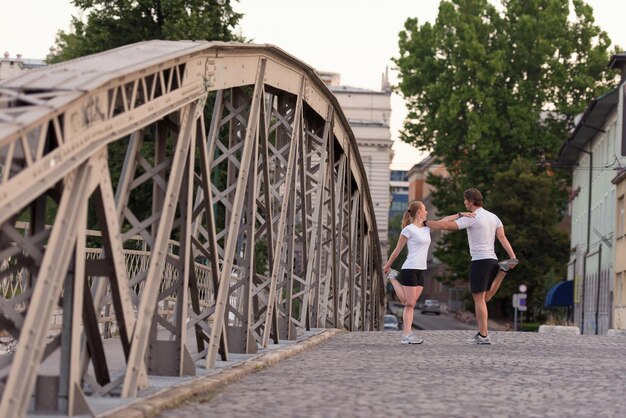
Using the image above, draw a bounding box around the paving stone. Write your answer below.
[158,330,626,417]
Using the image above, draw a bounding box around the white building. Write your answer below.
[320,70,393,259]
[0,52,46,80]
[558,53,626,334]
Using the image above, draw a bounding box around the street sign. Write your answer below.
[512,293,527,311]
[519,284,527,293]
[513,292,528,331]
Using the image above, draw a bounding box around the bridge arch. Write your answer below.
[0,40,384,416]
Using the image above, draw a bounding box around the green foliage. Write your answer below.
[47,3,243,233]
[387,213,407,270]
[394,0,619,317]
[49,0,245,63]
[395,0,618,172]
[254,239,269,276]
[488,159,570,316]
[520,322,541,332]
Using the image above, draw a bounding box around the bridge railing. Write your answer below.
[1,224,247,336]
[0,40,385,417]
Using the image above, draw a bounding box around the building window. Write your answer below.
[619,272,626,307]
[390,170,408,181]
[618,196,625,239]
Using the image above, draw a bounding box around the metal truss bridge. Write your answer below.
[0,40,384,416]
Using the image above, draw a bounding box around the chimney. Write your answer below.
[3,52,8,59]
[408,165,426,201]
[409,177,425,201]
[609,52,626,85]
[381,66,391,93]
[16,54,22,60]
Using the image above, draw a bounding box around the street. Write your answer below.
[412,309,477,330]
[389,302,478,331]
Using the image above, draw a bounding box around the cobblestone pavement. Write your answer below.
[159,330,626,418]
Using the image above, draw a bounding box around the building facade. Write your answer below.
[0,52,46,80]
[389,169,409,227]
[612,168,626,329]
[321,71,393,259]
[558,53,626,334]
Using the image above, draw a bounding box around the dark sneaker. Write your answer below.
[401,333,424,344]
[467,333,491,345]
[498,258,519,272]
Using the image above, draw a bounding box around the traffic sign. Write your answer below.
[512,293,527,310]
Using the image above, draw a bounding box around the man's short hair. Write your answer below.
[464,188,483,206]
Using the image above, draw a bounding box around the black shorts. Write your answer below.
[398,269,425,287]
[469,259,499,293]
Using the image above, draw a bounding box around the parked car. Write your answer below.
[421,299,441,315]
[383,314,399,330]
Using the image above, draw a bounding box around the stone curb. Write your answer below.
[538,325,580,334]
[607,329,626,336]
[100,328,343,418]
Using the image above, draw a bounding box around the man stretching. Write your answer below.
[425,188,517,344]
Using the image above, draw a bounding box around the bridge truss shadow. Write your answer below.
[0,40,384,416]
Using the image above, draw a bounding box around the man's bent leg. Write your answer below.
[486,271,507,302]
[472,291,489,336]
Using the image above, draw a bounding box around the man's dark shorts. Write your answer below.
[469,259,499,293]
[399,269,425,287]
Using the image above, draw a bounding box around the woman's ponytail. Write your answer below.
[402,200,422,228]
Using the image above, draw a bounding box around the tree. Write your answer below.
[394,0,619,317]
[488,158,570,316]
[46,1,245,234]
[49,0,244,63]
[387,213,407,271]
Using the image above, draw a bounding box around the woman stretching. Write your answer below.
[383,200,471,344]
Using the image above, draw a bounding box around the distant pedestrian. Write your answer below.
[383,200,473,344]
[425,188,517,345]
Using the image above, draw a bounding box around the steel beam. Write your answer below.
[0,42,384,416]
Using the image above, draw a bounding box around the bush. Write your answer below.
[520,322,541,332]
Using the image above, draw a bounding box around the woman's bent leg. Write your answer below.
[401,286,423,335]
[390,279,407,304]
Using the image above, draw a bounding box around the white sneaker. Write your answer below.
[401,333,424,344]
[498,258,519,272]
[386,269,399,282]
[466,333,491,345]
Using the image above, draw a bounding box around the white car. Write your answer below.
[421,299,441,315]
[384,314,399,330]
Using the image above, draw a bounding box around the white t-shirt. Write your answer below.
[400,224,431,270]
[454,207,503,261]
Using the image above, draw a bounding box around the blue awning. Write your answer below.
[545,280,573,307]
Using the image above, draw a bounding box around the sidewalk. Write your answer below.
[99,328,340,418]
[28,328,340,418]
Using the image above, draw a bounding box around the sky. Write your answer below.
[2,0,626,169]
